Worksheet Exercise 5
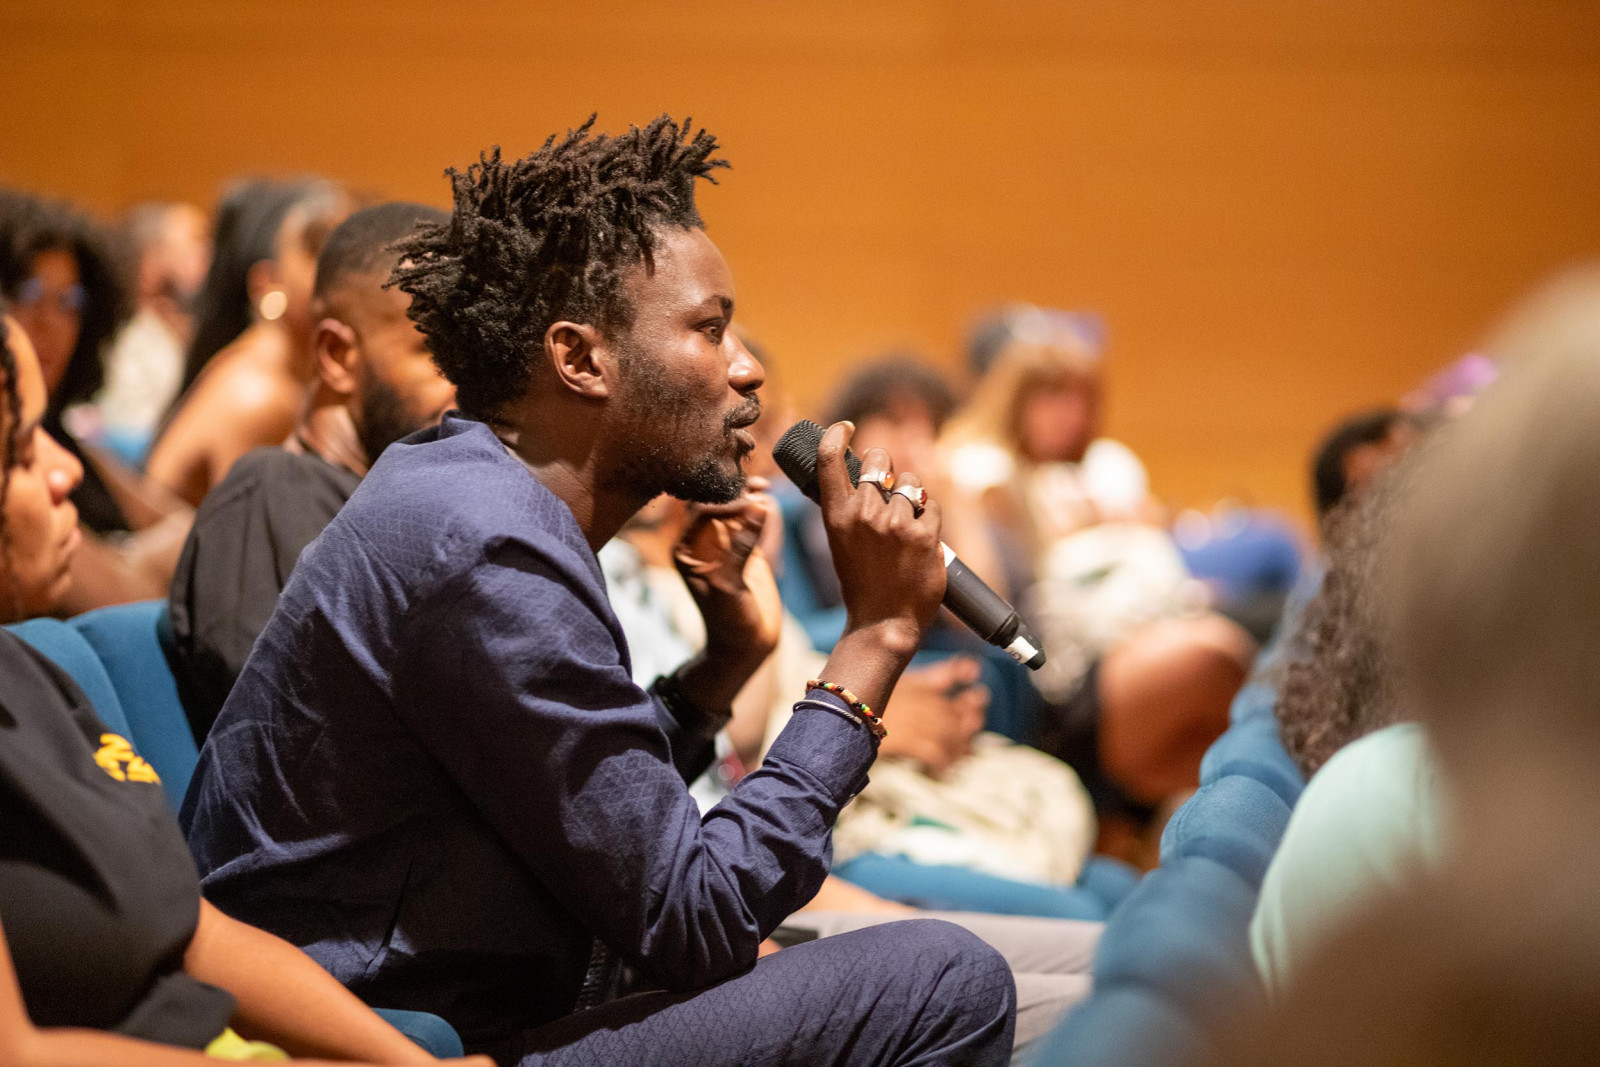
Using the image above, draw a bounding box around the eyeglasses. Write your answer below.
[15,277,87,317]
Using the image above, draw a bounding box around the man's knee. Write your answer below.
[870,919,1016,1013]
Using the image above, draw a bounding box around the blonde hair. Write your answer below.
[1384,265,1600,777]
[942,335,1101,455]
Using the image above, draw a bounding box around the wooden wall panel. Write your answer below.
[4,0,1599,524]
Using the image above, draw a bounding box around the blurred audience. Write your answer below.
[0,189,133,532]
[167,202,452,740]
[0,189,195,613]
[785,351,1251,864]
[1216,265,1600,1066]
[97,201,211,460]
[147,178,352,505]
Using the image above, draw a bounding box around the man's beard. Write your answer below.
[357,373,430,466]
[608,345,759,505]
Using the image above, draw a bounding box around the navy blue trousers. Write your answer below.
[491,919,1016,1066]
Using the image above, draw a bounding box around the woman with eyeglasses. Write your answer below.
[0,190,196,612]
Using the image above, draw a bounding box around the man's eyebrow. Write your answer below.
[694,294,734,317]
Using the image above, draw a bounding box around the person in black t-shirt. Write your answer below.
[0,311,488,1065]
[168,203,455,741]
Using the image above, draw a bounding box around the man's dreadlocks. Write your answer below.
[389,115,728,418]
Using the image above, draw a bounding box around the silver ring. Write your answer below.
[890,484,928,517]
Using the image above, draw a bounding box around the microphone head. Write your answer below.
[772,419,862,504]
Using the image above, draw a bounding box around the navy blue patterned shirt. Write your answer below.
[180,414,875,1049]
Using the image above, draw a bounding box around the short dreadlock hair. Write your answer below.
[389,115,728,418]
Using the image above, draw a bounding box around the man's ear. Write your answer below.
[313,318,360,397]
[545,321,613,399]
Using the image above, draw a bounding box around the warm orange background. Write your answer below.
[5,1,1600,526]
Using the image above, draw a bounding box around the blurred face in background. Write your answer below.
[852,396,943,480]
[1341,419,1419,502]
[268,194,354,347]
[12,248,83,399]
[1,318,84,621]
[1018,372,1099,465]
[140,203,211,341]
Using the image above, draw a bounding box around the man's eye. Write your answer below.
[701,321,725,343]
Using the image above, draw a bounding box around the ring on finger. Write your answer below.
[859,471,895,495]
[890,483,928,517]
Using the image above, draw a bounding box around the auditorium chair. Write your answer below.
[6,601,467,1059]
[1032,680,1303,1065]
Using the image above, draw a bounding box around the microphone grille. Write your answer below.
[772,419,861,504]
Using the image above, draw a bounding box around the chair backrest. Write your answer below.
[69,602,199,810]
[1036,678,1304,1065]
[7,617,136,741]
[7,602,198,814]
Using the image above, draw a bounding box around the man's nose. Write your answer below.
[729,334,765,392]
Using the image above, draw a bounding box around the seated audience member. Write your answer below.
[1217,268,1600,1066]
[1250,465,1447,996]
[788,355,1251,864]
[0,189,195,612]
[148,178,351,505]
[0,312,487,1066]
[942,322,1160,597]
[182,118,1015,1065]
[1252,405,1424,679]
[167,202,453,739]
[98,201,211,460]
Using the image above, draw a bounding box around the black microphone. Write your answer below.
[772,419,1046,671]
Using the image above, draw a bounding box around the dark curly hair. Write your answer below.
[1310,407,1410,518]
[0,190,131,412]
[825,355,958,432]
[1275,459,1411,777]
[389,115,728,418]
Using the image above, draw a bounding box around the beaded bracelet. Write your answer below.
[805,679,886,741]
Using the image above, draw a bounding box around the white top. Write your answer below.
[948,437,1149,529]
